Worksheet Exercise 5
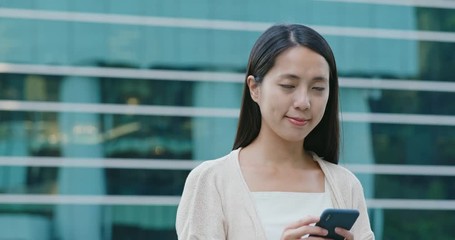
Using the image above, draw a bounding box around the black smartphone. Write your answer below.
[310,208,359,240]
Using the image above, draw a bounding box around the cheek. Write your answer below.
[265,90,287,111]
[257,90,286,118]
[257,86,275,105]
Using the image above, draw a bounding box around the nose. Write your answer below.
[294,91,310,110]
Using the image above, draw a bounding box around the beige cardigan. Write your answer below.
[176,149,375,239]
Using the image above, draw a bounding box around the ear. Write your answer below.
[247,75,260,102]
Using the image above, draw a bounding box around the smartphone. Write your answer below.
[310,208,359,240]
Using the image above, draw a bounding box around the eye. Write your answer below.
[312,86,326,91]
[279,84,295,89]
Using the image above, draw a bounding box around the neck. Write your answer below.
[243,130,313,168]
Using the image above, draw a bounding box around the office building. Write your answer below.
[0,1,454,239]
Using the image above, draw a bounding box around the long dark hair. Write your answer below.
[232,24,340,164]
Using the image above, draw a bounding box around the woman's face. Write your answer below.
[248,46,330,143]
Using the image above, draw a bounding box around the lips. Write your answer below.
[286,116,310,126]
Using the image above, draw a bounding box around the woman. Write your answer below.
[176,24,375,240]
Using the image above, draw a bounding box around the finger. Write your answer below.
[305,236,332,240]
[304,233,332,240]
[282,225,327,240]
[306,237,333,240]
[335,227,354,240]
[284,216,320,230]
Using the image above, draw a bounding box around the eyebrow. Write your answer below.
[279,73,328,82]
[312,76,329,82]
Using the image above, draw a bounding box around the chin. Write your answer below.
[282,130,311,142]
[281,134,307,143]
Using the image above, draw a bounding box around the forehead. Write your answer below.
[271,46,330,78]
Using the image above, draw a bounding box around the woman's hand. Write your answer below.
[280,216,329,240]
[335,227,354,240]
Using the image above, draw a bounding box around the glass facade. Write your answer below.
[0,0,454,239]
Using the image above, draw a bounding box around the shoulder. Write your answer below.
[185,150,236,183]
[313,154,362,188]
[324,161,358,180]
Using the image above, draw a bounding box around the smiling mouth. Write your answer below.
[286,116,310,126]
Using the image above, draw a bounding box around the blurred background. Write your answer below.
[0,0,454,239]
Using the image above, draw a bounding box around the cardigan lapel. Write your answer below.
[228,149,268,239]
[313,155,346,209]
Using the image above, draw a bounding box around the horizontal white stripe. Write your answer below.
[1,156,454,177]
[0,194,453,210]
[322,0,455,9]
[0,8,454,42]
[0,194,180,206]
[345,164,455,176]
[0,8,271,31]
[367,199,455,210]
[341,77,455,92]
[313,25,455,43]
[0,100,240,117]
[0,63,244,83]
[1,100,454,126]
[1,63,455,93]
[342,112,455,126]
[0,157,201,170]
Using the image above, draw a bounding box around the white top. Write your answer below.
[252,181,333,240]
